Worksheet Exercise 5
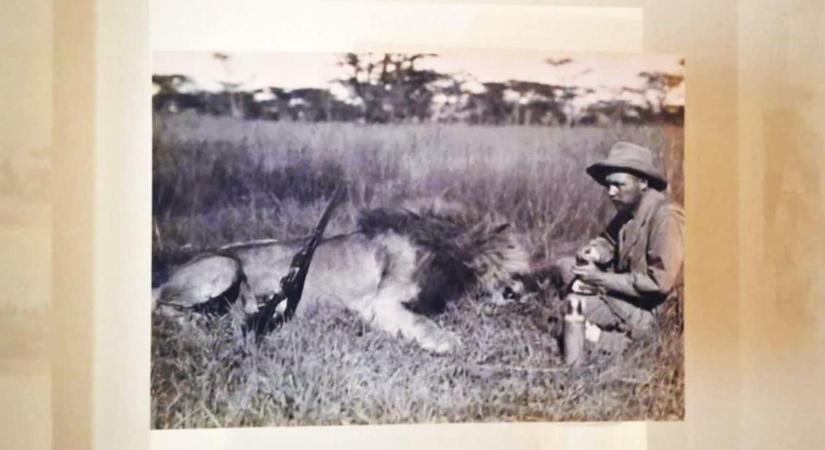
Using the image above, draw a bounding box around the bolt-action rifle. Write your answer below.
[244,187,345,341]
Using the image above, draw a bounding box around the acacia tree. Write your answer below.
[638,56,685,123]
[152,74,200,113]
[336,53,446,123]
[152,74,194,95]
[503,81,577,126]
[638,69,685,124]
[474,82,511,124]
[213,52,247,118]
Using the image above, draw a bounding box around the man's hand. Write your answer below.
[572,265,639,298]
[571,264,608,287]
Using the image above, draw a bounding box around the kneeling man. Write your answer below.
[558,141,684,365]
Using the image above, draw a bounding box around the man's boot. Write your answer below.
[589,328,632,361]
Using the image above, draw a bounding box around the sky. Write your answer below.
[153,51,683,93]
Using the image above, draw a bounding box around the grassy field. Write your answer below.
[151,114,684,427]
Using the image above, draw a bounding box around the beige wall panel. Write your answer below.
[150,1,643,53]
[41,0,825,449]
[643,1,740,449]
[93,0,152,449]
[738,0,825,449]
[0,2,54,450]
[53,0,95,449]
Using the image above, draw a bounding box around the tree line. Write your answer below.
[153,53,684,126]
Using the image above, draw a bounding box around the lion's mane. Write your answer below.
[357,201,529,314]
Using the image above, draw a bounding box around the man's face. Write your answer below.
[604,172,647,212]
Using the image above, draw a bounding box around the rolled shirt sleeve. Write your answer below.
[601,272,641,298]
[599,204,684,302]
[634,205,684,297]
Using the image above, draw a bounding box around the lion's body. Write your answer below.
[154,204,531,353]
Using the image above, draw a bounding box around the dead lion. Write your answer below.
[153,200,532,353]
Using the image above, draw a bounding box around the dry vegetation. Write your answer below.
[151,114,684,427]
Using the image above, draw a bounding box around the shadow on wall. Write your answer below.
[762,99,825,347]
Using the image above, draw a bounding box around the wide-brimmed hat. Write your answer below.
[586,142,668,191]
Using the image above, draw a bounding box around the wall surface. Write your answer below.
[737,0,825,448]
[53,0,96,449]
[0,2,54,450]
[1,0,823,449]
[644,0,741,449]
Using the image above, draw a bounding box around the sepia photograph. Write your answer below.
[151,50,685,428]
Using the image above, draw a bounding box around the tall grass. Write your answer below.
[152,114,684,427]
[153,115,682,273]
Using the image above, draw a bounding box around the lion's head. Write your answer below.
[459,220,532,305]
[358,197,534,311]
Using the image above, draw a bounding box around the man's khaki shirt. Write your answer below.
[595,188,685,309]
